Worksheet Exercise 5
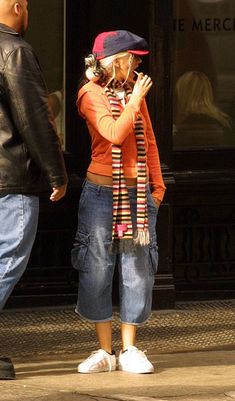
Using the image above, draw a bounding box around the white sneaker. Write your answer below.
[78,349,116,373]
[118,345,154,374]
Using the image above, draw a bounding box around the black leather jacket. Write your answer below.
[0,24,68,195]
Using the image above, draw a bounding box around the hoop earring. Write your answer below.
[121,54,134,86]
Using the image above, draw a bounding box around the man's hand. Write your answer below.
[50,184,67,202]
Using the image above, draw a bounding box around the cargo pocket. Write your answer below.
[71,231,89,272]
[149,241,159,275]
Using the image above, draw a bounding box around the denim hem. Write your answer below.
[75,308,113,323]
[120,312,152,326]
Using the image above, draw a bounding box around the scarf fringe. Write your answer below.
[109,230,150,254]
[134,229,150,246]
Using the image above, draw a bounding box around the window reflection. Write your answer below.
[25,0,65,149]
[173,0,235,149]
[173,70,234,147]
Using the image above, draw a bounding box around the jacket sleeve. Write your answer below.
[141,100,166,203]
[4,46,68,188]
[78,89,140,145]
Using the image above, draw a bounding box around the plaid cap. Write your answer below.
[92,30,149,60]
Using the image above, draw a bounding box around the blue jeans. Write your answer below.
[71,180,159,324]
[0,194,39,310]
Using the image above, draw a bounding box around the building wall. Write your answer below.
[6,0,235,309]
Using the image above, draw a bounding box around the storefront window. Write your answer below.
[25,0,65,149]
[173,0,235,149]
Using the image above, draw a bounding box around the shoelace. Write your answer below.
[88,350,113,372]
[129,348,148,362]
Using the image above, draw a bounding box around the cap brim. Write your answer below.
[128,49,149,56]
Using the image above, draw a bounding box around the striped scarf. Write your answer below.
[104,84,149,252]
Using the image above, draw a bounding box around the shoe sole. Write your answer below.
[78,367,116,373]
[118,365,154,374]
[0,374,16,380]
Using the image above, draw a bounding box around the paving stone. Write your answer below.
[109,396,166,401]
[225,392,235,399]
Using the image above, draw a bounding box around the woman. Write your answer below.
[173,70,234,147]
[72,30,166,374]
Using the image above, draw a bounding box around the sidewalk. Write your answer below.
[1,350,235,401]
[0,300,235,401]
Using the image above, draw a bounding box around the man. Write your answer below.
[0,0,68,379]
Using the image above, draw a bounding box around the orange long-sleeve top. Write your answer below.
[77,81,166,202]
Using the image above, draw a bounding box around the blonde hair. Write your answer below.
[174,71,231,129]
[99,52,128,67]
[85,52,130,86]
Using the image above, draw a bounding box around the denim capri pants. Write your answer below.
[71,180,159,324]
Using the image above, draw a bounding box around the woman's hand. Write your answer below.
[129,72,153,108]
